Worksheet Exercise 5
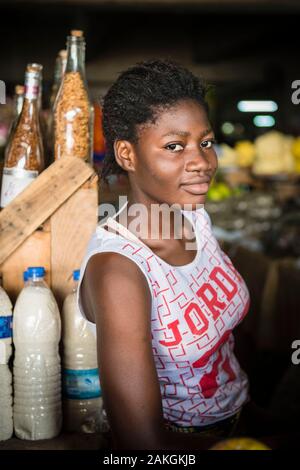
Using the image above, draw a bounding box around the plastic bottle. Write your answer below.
[13,266,62,440]
[0,282,13,441]
[23,270,28,285]
[62,269,103,433]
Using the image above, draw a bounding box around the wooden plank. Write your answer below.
[51,175,98,309]
[0,157,95,266]
[1,220,51,304]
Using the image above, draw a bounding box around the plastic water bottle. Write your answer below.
[13,266,62,440]
[62,269,103,433]
[0,283,13,441]
[23,270,28,285]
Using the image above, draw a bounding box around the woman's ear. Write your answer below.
[114,140,136,174]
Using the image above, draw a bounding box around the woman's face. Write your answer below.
[130,99,218,209]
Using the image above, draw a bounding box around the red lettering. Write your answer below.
[210,267,238,301]
[222,356,236,382]
[199,350,223,398]
[196,283,225,321]
[159,319,182,347]
[184,302,209,336]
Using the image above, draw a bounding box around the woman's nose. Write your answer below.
[185,148,211,172]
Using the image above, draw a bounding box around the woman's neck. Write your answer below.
[116,191,189,244]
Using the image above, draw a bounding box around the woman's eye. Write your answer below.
[201,140,215,149]
[165,143,184,152]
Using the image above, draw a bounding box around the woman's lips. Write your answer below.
[181,182,210,195]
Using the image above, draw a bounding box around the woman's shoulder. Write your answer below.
[81,224,154,296]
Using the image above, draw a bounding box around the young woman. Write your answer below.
[77,59,251,449]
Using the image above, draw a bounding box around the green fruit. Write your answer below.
[207,188,223,201]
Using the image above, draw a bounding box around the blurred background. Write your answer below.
[1,0,300,449]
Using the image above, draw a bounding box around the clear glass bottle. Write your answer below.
[13,85,25,118]
[50,50,67,109]
[54,30,93,162]
[4,85,25,161]
[47,50,67,166]
[0,65,44,208]
[28,63,51,168]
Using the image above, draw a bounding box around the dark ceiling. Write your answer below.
[0,1,299,138]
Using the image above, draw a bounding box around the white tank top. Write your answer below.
[76,203,250,427]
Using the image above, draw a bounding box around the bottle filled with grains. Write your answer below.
[54,30,93,162]
[27,63,50,167]
[0,65,44,208]
[4,84,25,162]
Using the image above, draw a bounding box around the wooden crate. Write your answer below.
[0,157,98,308]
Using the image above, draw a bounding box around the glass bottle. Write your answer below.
[54,30,93,162]
[50,50,67,109]
[47,50,67,165]
[28,63,51,168]
[4,85,25,161]
[0,65,44,208]
[13,85,25,118]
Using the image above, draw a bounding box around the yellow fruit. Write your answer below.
[235,141,256,167]
[216,182,232,198]
[210,437,271,451]
[292,137,300,160]
[295,161,300,173]
[207,187,223,201]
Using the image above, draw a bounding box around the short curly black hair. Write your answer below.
[101,59,209,183]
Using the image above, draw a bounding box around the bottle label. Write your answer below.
[24,71,40,100]
[0,315,13,339]
[63,368,102,399]
[0,167,38,207]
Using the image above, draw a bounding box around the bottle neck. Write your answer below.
[24,70,40,102]
[28,276,47,288]
[65,36,86,76]
[15,93,24,117]
[72,279,79,294]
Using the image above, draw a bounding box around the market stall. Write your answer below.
[0,4,300,453]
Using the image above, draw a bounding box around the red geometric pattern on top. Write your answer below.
[89,208,250,427]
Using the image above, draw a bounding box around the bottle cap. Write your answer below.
[27,63,43,73]
[59,49,67,59]
[73,270,80,281]
[71,30,83,37]
[23,271,28,282]
[27,267,45,278]
[15,85,25,95]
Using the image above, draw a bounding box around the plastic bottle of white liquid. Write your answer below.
[0,283,13,441]
[23,270,28,285]
[13,266,62,440]
[62,270,103,433]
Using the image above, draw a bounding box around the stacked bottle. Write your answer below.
[46,49,67,166]
[13,267,62,440]
[54,30,94,163]
[4,84,25,161]
[62,270,103,433]
[0,65,44,208]
[49,49,67,109]
[0,283,13,441]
